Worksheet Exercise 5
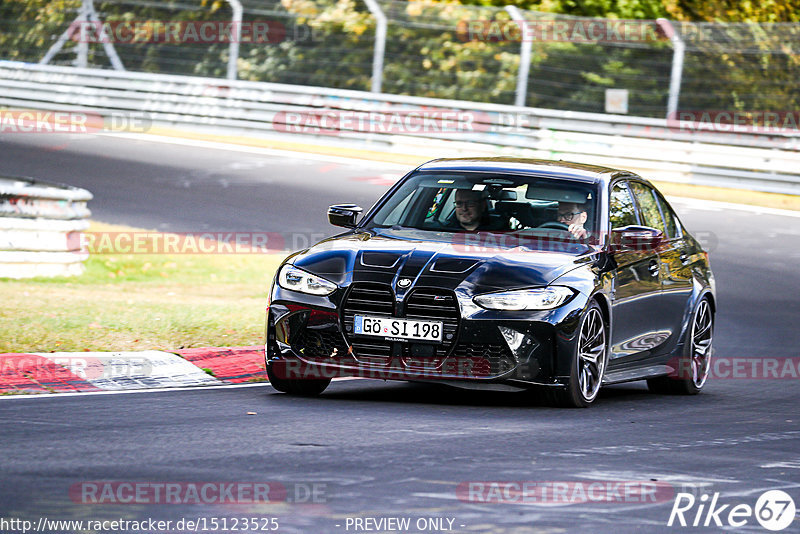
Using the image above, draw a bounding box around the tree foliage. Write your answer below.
[0,0,796,118]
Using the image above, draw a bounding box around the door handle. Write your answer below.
[648,260,659,276]
[679,252,690,265]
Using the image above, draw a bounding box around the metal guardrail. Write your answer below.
[0,60,798,195]
[0,174,92,278]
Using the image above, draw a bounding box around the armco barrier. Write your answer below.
[0,61,798,194]
[0,175,92,278]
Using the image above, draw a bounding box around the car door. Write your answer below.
[628,180,685,357]
[607,180,664,365]
[650,187,695,354]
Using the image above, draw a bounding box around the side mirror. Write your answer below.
[328,204,363,228]
[609,225,663,252]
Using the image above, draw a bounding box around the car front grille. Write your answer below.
[402,289,459,369]
[404,289,460,320]
[342,282,396,366]
[342,283,460,367]
[344,282,394,315]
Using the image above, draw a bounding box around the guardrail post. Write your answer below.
[40,0,88,67]
[226,0,243,80]
[363,0,386,93]
[40,0,125,70]
[75,1,89,68]
[505,6,532,108]
[657,18,685,119]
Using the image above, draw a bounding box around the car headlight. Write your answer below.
[473,286,574,310]
[277,264,338,296]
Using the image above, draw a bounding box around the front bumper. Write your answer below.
[265,286,588,387]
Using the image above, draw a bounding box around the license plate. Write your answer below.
[354,315,443,342]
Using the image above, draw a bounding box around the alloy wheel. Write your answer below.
[690,299,713,388]
[578,307,607,402]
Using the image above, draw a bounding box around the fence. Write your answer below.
[0,61,798,195]
[0,175,92,278]
[1,0,799,119]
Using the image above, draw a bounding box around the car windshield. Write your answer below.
[366,171,599,240]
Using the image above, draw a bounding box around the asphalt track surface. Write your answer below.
[1,133,800,533]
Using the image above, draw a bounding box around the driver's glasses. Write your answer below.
[455,200,479,209]
[557,211,582,222]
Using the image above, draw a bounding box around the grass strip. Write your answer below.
[0,222,285,353]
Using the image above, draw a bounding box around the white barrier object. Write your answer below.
[0,175,92,278]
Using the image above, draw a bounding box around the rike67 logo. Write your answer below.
[668,490,796,531]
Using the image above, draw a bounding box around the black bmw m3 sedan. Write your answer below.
[265,158,715,407]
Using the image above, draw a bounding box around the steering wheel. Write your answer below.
[537,221,570,231]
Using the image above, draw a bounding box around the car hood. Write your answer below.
[290,228,596,294]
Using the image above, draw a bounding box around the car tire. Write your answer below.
[266,361,331,396]
[549,301,608,408]
[647,297,713,395]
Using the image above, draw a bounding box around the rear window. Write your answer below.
[609,182,638,229]
[630,182,666,233]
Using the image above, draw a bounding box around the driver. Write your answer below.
[454,189,488,231]
[557,202,589,239]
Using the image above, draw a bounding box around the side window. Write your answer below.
[609,182,638,229]
[630,182,666,233]
[654,192,681,239]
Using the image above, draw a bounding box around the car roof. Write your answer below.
[416,157,639,185]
